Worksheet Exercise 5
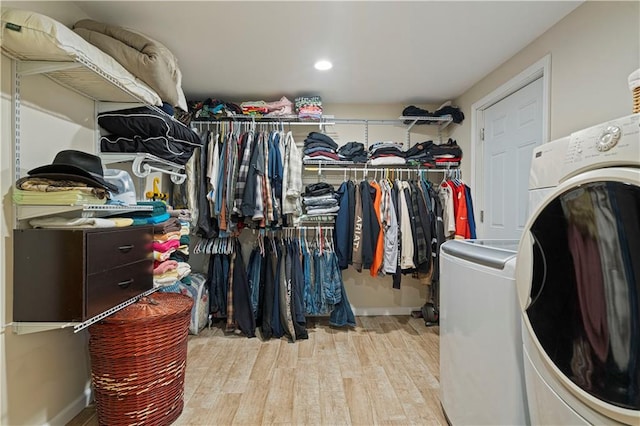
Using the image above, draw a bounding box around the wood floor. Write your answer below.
[68,316,445,426]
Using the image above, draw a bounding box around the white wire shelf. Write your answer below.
[15,203,153,221]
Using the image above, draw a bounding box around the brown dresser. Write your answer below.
[13,226,153,322]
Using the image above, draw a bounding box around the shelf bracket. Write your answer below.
[17,61,83,76]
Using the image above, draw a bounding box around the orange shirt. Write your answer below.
[369,181,385,277]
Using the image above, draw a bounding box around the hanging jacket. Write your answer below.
[360,180,380,270]
[352,183,363,272]
[196,130,218,238]
[335,181,351,270]
[347,180,355,264]
[410,181,431,272]
[398,182,415,270]
[241,133,265,218]
[381,180,399,275]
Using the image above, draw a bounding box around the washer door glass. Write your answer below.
[527,181,640,410]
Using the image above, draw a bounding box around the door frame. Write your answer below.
[470,54,551,238]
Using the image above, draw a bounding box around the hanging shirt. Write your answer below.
[439,182,456,238]
[369,180,384,277]
[207,132,219,214]
[381,180,399,274]
[399,181,415,269]
[282,131,302,216]
[234,131,253,215]
[450,181,469,239]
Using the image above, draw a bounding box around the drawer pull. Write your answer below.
[117,279,134,289]
[118,244,134,253]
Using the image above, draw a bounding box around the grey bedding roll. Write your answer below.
[73,19,187,110]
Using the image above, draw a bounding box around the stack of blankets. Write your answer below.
[153,216,191,288]
[369,141,406,166]
[303,132,339,162]
[430,139,463,167]
[295,96,322,119]
[302,182,339,216]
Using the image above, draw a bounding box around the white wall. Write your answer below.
[450,1,640,182]
[1,3,95,425]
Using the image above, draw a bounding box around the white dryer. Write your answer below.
[517,114,640,425]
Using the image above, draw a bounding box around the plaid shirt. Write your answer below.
[409,183,428,267]
[282,131,302,215]
[234,131,253,215]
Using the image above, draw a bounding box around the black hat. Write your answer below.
[28,150,118,192]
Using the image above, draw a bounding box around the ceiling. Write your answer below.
[74,1,582,105]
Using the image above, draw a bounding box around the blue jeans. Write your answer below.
[302,242,315,315]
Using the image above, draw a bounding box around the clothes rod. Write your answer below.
[304,167,450,173]
[282,226,334,230]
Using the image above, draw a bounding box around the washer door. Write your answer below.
[517,168,640,423]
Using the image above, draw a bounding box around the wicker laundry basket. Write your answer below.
[89,293,193,426]
[629,68,640,114]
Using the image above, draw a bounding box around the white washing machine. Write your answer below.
[440,239,528,425]
[517,113,640,425]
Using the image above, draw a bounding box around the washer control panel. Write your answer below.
[595,125,621,152]
[562,114,639,181]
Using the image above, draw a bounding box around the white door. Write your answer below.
[482,77,543,239]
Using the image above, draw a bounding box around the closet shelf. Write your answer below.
[11,287,159,335]
[398,115,453,131]
[15,59,160,105]
[15,203,153,221]
[100,153,187,184]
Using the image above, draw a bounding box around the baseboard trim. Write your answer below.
[43,383,91,426]
[351,306,421,316]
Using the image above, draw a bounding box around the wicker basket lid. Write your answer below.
[101,292,193,323]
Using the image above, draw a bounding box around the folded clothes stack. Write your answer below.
[295,96,322,119]
[152,216,191,288]
[240,100,268,116]
[13,150,117,206]
[405,140,435,167]
[264,96,293,117]
[303,131,339,163]
[337,142,368,163]
[431,138,463,167]
[190,98,242,120]
[369,141,406,166]
[303,182,339,216]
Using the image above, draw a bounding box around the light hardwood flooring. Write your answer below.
[68,316,445,426]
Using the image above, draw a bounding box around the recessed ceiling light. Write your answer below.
[314,60,333,71]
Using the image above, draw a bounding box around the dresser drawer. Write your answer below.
[86,259,153,319]
[86,227,152,274]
